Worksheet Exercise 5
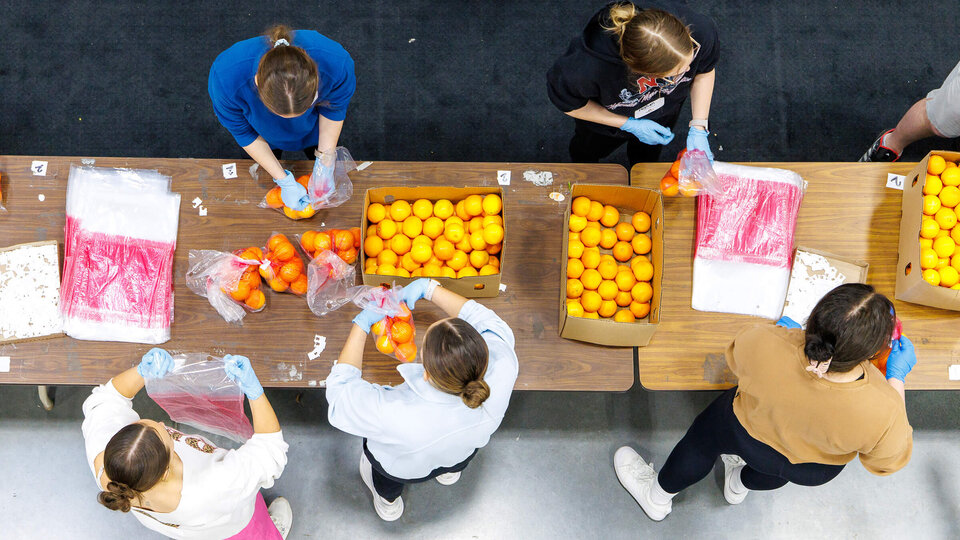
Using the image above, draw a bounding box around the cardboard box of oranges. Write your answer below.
[559,184,663,346]
[896,150,960,310]
[360,186,505,298]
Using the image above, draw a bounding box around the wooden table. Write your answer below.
[631,162,960,391]
[0,156,634,391]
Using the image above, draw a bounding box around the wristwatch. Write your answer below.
[689,119,709,132]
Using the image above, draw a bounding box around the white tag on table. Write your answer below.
[634,97,665,119]
[499,283,507,292]
[497,170,511,185]
[949,365,960,381]
[357,161,373,171]
[886,173,905,190]
[222,163,238,179]
[0,356,10,372]
[31,161,48,176]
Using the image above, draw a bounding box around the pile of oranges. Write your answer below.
[260,234,308,295]
[565,196,654,322]
[371,303,417,362]
[229,247,267,311]
[264,175,317,220]
[300,227,361,264]
[918,154,960,289]
[363,194,504,278]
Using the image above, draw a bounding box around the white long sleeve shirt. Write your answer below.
[81,381,288,539]
[326,300,520,479]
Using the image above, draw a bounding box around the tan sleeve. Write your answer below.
[859,409,914,476]
[724,325,764,377]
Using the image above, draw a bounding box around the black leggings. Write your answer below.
[363,439,478,502]
[657,388,845,493]
[569,115,679,168]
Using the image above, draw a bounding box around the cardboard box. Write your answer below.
[896,150,960,311]
[360,186,504,298]
[780,246,869,322]
[558,184,663,347]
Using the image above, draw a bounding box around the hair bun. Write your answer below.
[804,334,835,363]
[461,379,490,409]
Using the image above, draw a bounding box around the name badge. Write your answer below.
[634,97,665,119]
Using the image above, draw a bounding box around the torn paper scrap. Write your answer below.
[523,170,554,186]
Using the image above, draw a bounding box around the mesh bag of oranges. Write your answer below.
[355,285,418,363]
[260,147,356,220]
[363,193,504,279]
[185,249,267,324]
[298,227,361,265]
[917,154,960,290]
[306,249,361,317]
[260,233,309,295]
[566,196,655,323]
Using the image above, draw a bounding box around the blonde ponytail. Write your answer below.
[603,4,695,77]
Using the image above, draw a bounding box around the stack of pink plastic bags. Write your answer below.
[692,162,806,319]
[61,166,180,343]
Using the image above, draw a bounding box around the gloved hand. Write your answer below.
[274,169,309,211]
[137,348,174,379]
[775,316,802,329]
[686,127,714,162]
[620,118,674,145]
[223,354,264,400]
[885,336,917,382]
[398,278,439,309]
[312,150,336,197]
[353,308,386,334]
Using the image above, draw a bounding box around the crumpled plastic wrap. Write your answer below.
[306,249,360,317]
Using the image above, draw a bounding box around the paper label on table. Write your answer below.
[634,97,664,118]
[497,170,511,185]
[950,364,960,381]
[499,283,507,292]
[356,161,373,171]
[192,197,203,208]
[886,173,905,190]
[0,356,9,372]
[38,194,45,202]
[222,163,238,179]
[198,206,207,217]
[31,161,48,176]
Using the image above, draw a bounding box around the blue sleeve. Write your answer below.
[208,64,259,147]
[317,55,356,122]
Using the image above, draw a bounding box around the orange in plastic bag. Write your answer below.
[371,302,417,362]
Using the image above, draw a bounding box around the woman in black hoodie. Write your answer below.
[547,2,719,166]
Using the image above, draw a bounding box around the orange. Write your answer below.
[469,249,490,269]
[300,230,317,253]
[953,226,960,244]
[444,221,466,243]
[289,274,308,295]
[933,237,956,258]
[482,194,502,215]
[580,268,602,290]
[445,216,465,228]
[463,195,483,217]
[920,248,938,269]
[949,161,959,168]
[273,242,296,262]
[375,218,398,240]
[584,221,601,231]
[598,280,619,300]
[924,175,943,196]
[940,266,960,287]
[920,237,934,249]
[433,199,454,220]
[598,260,618,280]
[282,206,299,220]
[427,254,444,268]
[395,342,418,363]
[572,196,591,217]
[390,320,414,344]
[661,176,679,197]
[295,205,316,219]
[363,235,384,258]
[455,200,470,221]
[615,222,635,242]
[423,217,444,239]
[422,263,443,277]
[333,230,354,251]
[632,260,654,282]
[377,249,399,267]
[482,215,503,228]
[615,290,633,307]
[366,224,377,238]
[587,201,604,222]
[268,278,289,293]
[581,227,601,247]
[389,200,412,221]
[600,205,620,227]
[929,155,947,175]
[569,231,580,241]
[279,261,301,282]
[632,211,651,233]
[367,203,387,223]
[938,258,949,269]
[569,239,585,259]
[376,334,395,354]
[599,228,618,249]
[469,231,488,251]
[612,241,633,262]
[583,311,600,319]
[615,271,636,292]
[489,255,500,269]
[390,234,411,256]
[599,254,617,266]
[598,300,618,318]
[267,234,289,252]
[924,195,942,215]
[239,270,261,290]
[396,303,413,321]
[229,281,252,302]
[483,224,505,245]
[239,248,262,262]
[920,218,940,239]
[434,238,455,260]
[632,234,651,255]
[569,215,587,232]
[402,216,423,238]
[468,216,485,234]
[479,264,498,276]
[458,266,479,278]
[567,258,585,279]
[400,252,420,273]
[581,249,601,269]
[922,268,941,286]
[455,236,472,252]
[941,166,960,187]
[614,310,636,323]
[448,250,469,271]
[413,199,434,219]
[439,266,455,278]
[940,186,960,208]
[411,268,423,277]
[632,281,653,303]
[296,174,309,188]
[244,289,266,310]
[629,301,650,319]
[581,290,602,312]
[567,301,585,317]
[410,243,432,263]
[412,234,433,246]
[935,207,958,230]
[265,186,284,208]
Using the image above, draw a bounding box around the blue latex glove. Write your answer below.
[223,354,263,400]
[398,278,437,310]
[885,336,917,382]
[775,316,802,329]
[686,127,714,162]
[137,348,174,379]
[274,169,309,211]
[353,308,386,334]
[620,118,674,145]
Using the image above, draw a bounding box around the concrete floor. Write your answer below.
[1,381,958,539]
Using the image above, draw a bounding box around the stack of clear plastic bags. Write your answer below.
[691,162,806,319]
[306,249,360,317]
[145,353,254,443]
[185,250,265,325]
[353,284,418,362]
[60,166,180,343]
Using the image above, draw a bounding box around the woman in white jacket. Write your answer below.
[81,349,292,539]
[327,278,519,521]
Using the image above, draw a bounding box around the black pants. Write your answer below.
[657,388,845,493]
[271,146,318,161]
[363,439,478,502]
[569,115,679,168]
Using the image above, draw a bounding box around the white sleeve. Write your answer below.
[213,431,289,499]
[458,301,519,417]
[325,363,394,442]
[80,380,141,479]
[458,300,517,357]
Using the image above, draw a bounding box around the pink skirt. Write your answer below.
[226,492,282,540]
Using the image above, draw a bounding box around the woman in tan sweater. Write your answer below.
[614,283,916,521]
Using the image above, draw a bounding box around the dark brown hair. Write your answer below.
[422,318,490,408]
[256,25,319,116]
[98,423,170,512]
[603,4,696,77]
[804,283,895,373]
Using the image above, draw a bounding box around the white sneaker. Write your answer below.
[613,446,672,521]
[267,496,292,539]
[721,454,749,505]
[436,471,461,485]
[359,452,404,521]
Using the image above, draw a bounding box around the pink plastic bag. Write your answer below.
[677,150,722,196]
[306,250,361,317]
[145,353,253,443]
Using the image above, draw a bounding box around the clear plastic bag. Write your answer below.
[678,150,722,197]
[352,284,418,362]
[308,146,355,210]
[306,250,361,316]
[352,284,404,316]
[185,249,265,325]
[145,353,253,443]
[296,228,361,264]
